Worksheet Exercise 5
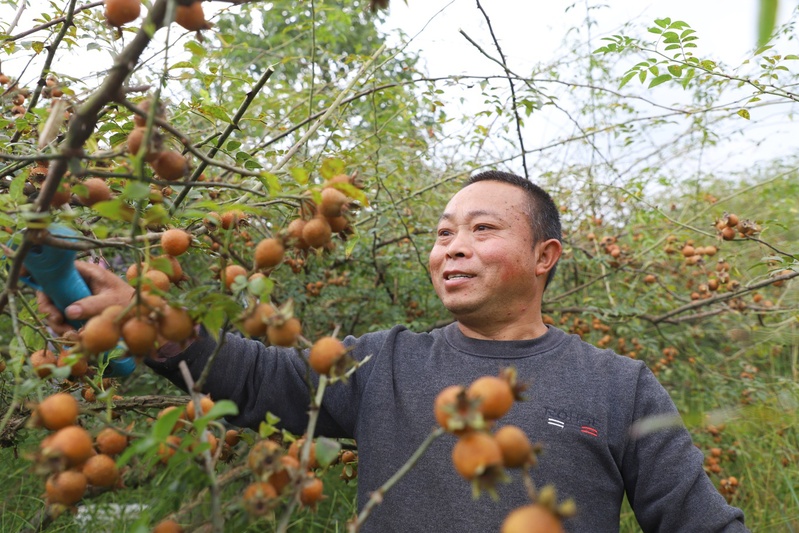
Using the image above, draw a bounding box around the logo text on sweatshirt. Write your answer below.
[544,406,599,437]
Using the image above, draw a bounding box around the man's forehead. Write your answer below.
[438,208,502,222]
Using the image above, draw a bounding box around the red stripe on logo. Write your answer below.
[581,426,598,437]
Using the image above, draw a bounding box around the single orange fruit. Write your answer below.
[451,431,503,480]
[254,238,285,269]
[104,0,141,27]
[36,393,80,430]
[308,336,346,375]
[467,375,514,420]
[96,427,128,456]
[494,425,534,468]
[83,453,119,487]
[501,504,565,533]
[161,229,191,256]
[45,470,88,505]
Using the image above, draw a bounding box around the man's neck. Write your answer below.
[456,319,548,341]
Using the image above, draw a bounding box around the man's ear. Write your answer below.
[535,239,562,278]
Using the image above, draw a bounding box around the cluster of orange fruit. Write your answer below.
[715,212,760,241]
[104,0,211,32]
[242,436,358,518]
[152,396,240,466]
[127,100,189,182]
[433,370,575,532]
[22,157,113,209]
[31,393,125,507]
[231,175,359,345]
[70,231,196,360]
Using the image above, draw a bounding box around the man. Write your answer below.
[42,171,747,532]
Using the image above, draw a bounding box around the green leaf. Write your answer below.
[320,158,346,179]
[737,109,751,120]
[315,436,341,468]
[758,0,778,47]
[648,27,663,35]
[226,140,242,151]
[10,172,26,203]
[184,40,206,57]
[259,172,282,195]
[31,41,44,54]
[667,65,682,77]
[153,406,184,440]
[122,180,151,201]
[199,104,232,123]
[201,399,239,420]
[785,54,799,60]
[655,18,671,28]
[619,71,636,89]
[170,61,196,70]
[648,74,672,88]
[291,167,309,185]
[248,275,274,299]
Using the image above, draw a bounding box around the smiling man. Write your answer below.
[40,170,748,532]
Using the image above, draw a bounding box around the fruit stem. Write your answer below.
[275,373,329,533]
[178,361,223,533]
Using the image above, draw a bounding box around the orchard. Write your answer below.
[1,0,798,532]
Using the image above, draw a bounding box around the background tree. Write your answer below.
[0,1,797,531]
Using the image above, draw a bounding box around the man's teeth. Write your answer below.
[447,274,472,280]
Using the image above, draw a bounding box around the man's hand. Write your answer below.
[37,261,135,336]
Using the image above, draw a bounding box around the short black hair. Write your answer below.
[466,170,561,288]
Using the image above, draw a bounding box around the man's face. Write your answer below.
[429,181,540,325]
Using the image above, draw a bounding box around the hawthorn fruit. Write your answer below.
[223,264,247,290]
[242,481,278,516]
[151,150,188,181]
[158,305,194,342]
[451,431,503,480]
[45,470,88,506]
[501,504,565,533]
[175,1,212,31]
[82,453,119,487]
[104,0,141,27]
[96,427,129,456]
[494,425,535,468]
[467,376,514,420]
[81,314,121,354]
[185,395,214,421]
[30,349,57,378]
[308,336,346,375]
[76,178,112,206]
[161,229,192,257]
[254,238,285,269]
[44,425,95,467]
[267,317,302,347]
[36,393,80,431]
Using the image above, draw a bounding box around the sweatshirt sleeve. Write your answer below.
[144,329,365,438]
[621,365,749,532]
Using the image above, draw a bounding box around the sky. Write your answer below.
[376,1,799,174]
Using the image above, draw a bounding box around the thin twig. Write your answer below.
[178,360,223,533]
[348,427,445,532]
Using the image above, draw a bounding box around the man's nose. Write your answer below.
[446,230,472,258]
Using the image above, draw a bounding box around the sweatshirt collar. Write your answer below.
[442,322,567,359]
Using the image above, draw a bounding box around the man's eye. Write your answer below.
[437,229,451,237]
[475,225,490,231]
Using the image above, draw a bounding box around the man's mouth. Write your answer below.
[444,273,474,280]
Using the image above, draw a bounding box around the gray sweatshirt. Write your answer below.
[148,323,748,532]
